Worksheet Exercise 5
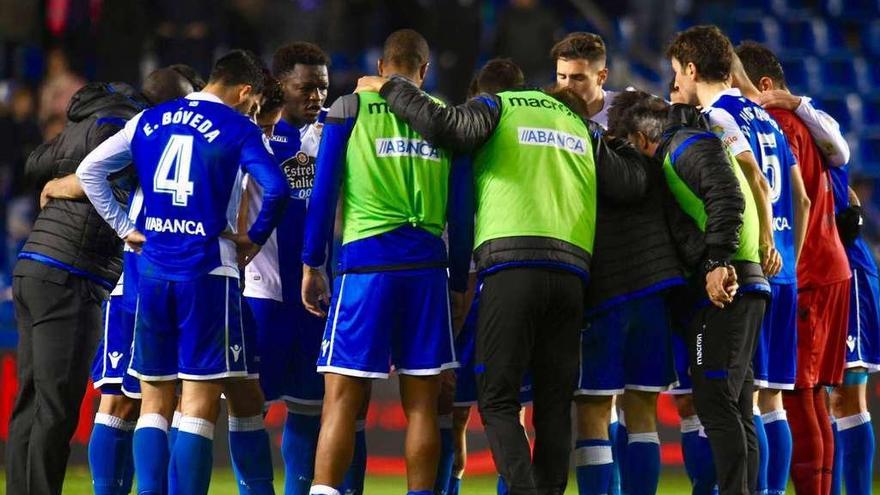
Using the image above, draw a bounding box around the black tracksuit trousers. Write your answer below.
[475,267,584,495]
[6,260,104,495]
[688,292,767,495]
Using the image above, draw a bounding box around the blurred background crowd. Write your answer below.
[0,0,878,335]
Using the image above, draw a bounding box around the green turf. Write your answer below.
[0,467,708,494]
[3,467,878,494]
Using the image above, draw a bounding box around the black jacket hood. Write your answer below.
[663,103,710,136]
[67,82,149,123]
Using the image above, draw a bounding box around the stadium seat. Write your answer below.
[855,57,880,96]
[817,56,860,94]
[731,18,780,49]
[857,136,880,175]
[815,95,854,132]
[824,0,880,20]
[779,18,848,57]
[780,57,819,95]
[860,95,880,134]
[771,0,812,18]
[863,20,880,55]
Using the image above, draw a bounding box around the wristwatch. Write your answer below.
[702,258,730,274]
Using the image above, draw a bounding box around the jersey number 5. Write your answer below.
[756,132,782,204]
[153,134,195,207]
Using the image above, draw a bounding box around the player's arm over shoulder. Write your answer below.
[380,75,500,152]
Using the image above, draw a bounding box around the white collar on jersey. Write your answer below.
[185,91,224,104]
[705,87,743,109]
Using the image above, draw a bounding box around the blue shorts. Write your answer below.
[847,268,880,372]
[245,297,325,404]
[667,330,692,395]
[129,274,256,381]
[577,293,677,395]
[453,291,532,406]
[317,268,457,378]
[91,296,141,398]
[753,283,798,389]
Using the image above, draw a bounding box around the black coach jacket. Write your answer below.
[17,82,147,290]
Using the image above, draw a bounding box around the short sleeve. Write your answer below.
[705,107,752,158]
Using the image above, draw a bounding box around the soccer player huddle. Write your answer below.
[67,22,876,495]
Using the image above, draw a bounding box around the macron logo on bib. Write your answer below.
[518,127,586,155]
[375,138,441,161]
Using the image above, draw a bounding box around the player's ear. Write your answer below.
[758,76,774,92]
[418,62,429,82]
[377,58,385,77]
[597,66,609,86]
[686,62,697,81]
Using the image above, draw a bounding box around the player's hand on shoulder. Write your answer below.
[354,76,388,94]
[757,90,801,112]
[302,264,330,318]
[124,230,146,254]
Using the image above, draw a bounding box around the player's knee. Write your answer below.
[622,390,658,433]
[674,394,696,419]
[757,388,783,413]
[224,379,266,417]
[575,395,613,438]
[99,394,140,420]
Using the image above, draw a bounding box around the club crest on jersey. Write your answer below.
[108,351,123,369]
[282,152,316,200]
[230,344,242,363]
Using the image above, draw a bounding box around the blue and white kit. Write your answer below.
[78,91,288,381]
[243,111,329,403]
[705,88,799,390]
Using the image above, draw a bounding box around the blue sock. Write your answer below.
[435,416,454,495]
[172,416,215,495]
[229,416,275,494]
[121,435,135,495]
[447,477,462,495]
[341,422,367,495]
[608,411,621,495]
[574,439,613,495]
[282,411,321,495]
[496,475,508,495]
[831,419,842,495]
[614,415,629,494]
[133,414,170,495]
[168,411,181,493]
[406,491,432,495]
[681,416,718,495]
[761,410,792,495]
[89,414,135,495]
[754,411,769,495]
[626,432,660,495]
[838,413,874,495]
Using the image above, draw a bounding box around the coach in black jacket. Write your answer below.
[6,68,196,495]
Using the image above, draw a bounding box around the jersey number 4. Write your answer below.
[153,134,195,207]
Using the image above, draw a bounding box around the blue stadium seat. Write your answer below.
[824,0,880,20]
[815,96,854,132]
[772,0,812,18]
[863,21,880,55]
[731,18,780,49]
[855,57,880,96]
[779,18,848,57]
[860,95,880,134]
[817,56,860,94]
[857,136,880,175]
[780,57,818,94]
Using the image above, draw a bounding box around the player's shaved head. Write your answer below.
[381,29,430,77]
[141,67,197,106]
[469,58,524,97]
[736,41,788,91]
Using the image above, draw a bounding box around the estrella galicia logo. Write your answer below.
[282,151,315,200]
